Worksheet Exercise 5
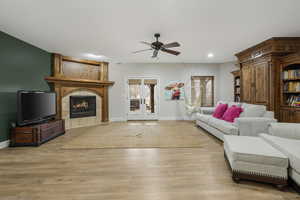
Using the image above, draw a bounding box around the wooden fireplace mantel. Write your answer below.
[45,76,115,87]
[45,54,115,123]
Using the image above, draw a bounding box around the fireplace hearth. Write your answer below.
[70,96,96,119]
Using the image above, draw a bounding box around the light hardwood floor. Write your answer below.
[0,121,298,200]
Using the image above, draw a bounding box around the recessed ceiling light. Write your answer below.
[207,53,214,58]
[84,53,106,60]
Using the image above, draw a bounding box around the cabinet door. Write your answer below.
[292,111,300,123]
[253,62,269,104]
[241,64,252,103]
[280,109,291,122]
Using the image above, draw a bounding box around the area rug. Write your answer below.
[62,121,208,149]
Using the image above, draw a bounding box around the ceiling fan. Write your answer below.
[133,33,181,58]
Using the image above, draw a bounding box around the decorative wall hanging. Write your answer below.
[164,82,185,100]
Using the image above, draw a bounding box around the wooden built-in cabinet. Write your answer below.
[236,37,300,121]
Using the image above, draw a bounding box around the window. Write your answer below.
[191,76,214,107]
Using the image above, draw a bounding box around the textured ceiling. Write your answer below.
[1,0,300,63]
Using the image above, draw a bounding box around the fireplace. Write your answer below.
[70,96,96,119]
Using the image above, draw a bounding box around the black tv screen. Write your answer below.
[17,91,56,126]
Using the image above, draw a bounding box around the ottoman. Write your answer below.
[224,135,289,188]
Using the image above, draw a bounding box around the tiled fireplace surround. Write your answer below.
[44,80,112,130]
[62,90,102,130]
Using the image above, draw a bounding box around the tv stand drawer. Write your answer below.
[15,132,35,144]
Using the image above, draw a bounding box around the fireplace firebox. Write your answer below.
[70,96,96,118]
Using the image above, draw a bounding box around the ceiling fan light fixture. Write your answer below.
[133,33,181,58]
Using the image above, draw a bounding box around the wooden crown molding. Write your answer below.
[235,37,300,63]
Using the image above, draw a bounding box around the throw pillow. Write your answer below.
[222,105,243,123]
[212,103,228,119]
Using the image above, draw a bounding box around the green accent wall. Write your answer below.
[0,31,51,142]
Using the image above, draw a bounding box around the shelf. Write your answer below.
[45,76,115,87]
[281,105,300,109]
[283,91,300,94]
[283,79,300,82]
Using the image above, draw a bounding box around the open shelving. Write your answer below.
[281,64,300,108]
[231,70,241,102]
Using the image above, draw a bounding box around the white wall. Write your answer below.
[108,62,236,121]
[219,62,239,102]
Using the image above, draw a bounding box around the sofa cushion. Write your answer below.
[240,104,266,118]
[260,134,300,174]
[222,105,243,122]
[224,135,288,167]
[213,103,228,119]
[209,117,239,135]
[269,123,300,140]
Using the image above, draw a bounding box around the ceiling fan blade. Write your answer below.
[162,42,180,48]
[140,41,152,46]
[132,49,152,54]
[161,48,181,56]
[152,50,158,58]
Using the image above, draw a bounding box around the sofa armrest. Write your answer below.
[269,123,300,140]
[234,117,277,137]
[262,111,275,119]
[199,107,215,115]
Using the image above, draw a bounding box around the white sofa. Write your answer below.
[195,101,277,141]
[224,123,300,190]
[260,123,300,189]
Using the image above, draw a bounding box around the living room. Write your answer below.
[0,0,300,199]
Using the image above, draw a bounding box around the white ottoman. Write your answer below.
[224,135,289,188]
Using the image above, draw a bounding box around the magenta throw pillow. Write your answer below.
[222,105,243,122]
[212,103,228,119]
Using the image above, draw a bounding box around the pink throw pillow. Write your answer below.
[213,103,228,119]
[222,105,243,122]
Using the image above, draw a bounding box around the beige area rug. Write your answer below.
[62,121,213,149]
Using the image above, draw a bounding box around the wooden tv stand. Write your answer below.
[10,119,65,147]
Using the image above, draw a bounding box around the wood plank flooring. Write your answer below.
[0,121,298,200]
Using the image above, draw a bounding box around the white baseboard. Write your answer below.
[159,117,185,121]
[110,117,126,122]
[0,140,10,149]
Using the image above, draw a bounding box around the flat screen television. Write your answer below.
[17,91,56,126]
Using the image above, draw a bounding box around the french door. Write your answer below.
[127,77,159,120]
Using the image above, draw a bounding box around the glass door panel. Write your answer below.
[128,79,142,114]
[144,79,157,114]
[127,78,158,120]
